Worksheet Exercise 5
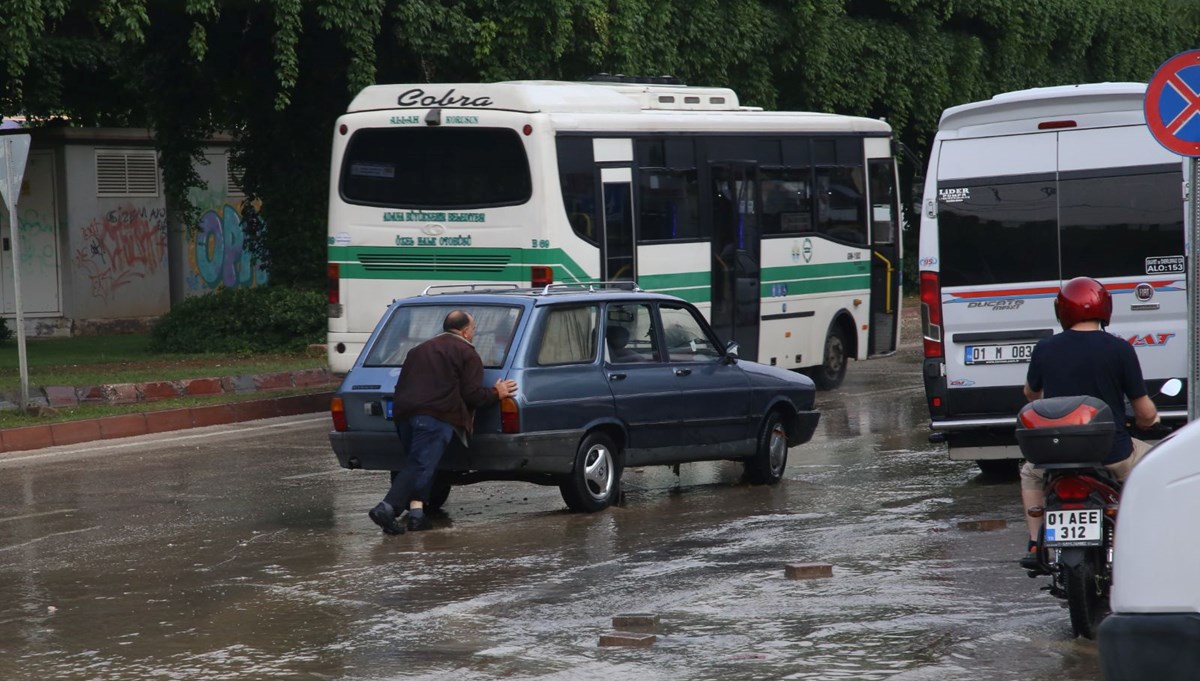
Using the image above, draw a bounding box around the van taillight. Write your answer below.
[531,266,553,288]
[500,397,519,433]
[327,263,340,305]
[920,271,944,359]
[331,397,347,432]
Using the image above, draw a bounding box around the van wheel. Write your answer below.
[809,325,848,390]
[560,432,622,513]
[744,410,788,484]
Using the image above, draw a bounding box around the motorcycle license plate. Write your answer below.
[1044,509,1103,546]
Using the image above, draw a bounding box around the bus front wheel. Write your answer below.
[809,325,848,390]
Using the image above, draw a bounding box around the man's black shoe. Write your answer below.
[369,502,404,535]
[1019,551,1050,575]
[406,514,433,532]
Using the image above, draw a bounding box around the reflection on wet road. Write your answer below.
[0,346,1104,680]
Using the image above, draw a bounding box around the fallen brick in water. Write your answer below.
[612,613,659,633]
[599,632,656,647]
[957,519,1007,532]
[785,563,833,579]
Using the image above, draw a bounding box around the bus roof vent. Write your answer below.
[588,73,684,85]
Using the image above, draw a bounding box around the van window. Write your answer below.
[936,176,1059,287]
[1059,167,1184,279]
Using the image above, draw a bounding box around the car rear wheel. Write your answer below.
[560,432,622,513]
[744,410,788,484]
[809,324,849,390]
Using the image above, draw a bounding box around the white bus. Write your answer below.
[326,78,903,386]
[918,83,1188,474]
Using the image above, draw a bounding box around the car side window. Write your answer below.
[536,305,599,365]
[605,303,662,364]
[659,305,721,362]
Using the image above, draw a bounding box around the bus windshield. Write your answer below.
[340,127,532,208]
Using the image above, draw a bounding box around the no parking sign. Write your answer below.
[1145,50,1200,156]
[1146,50,1200,420]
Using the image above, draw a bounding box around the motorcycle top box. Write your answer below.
[1016,396,1115,468]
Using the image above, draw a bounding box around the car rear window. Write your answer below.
[362,304,522,368]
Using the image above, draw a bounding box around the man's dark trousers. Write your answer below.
[384,415,455,510]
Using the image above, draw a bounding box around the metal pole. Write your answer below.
[1191,158,1200,422]
[3,138,28,411]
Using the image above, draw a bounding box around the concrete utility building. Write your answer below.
[0,127,267,337]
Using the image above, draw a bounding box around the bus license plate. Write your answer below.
[964,343,1035,365]
[1044,509,1103,546]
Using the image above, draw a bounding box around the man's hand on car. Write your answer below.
[495,379,518,399]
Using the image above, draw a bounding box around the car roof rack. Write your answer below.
[539,281,643,295]
[418,283,522,296]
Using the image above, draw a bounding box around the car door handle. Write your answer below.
[675,368,691,376]
[608,373,626,381]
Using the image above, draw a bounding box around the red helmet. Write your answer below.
[1054,277,1112,329]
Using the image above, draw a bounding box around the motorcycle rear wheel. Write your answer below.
[1064,559,1109,639]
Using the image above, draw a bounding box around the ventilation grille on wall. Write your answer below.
[358,252,511,273]
[96,150,160,197]
[226,151,246,197]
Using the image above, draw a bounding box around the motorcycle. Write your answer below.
[1015,379,1181,639]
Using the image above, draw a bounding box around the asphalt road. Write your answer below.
[0,343,1107,681]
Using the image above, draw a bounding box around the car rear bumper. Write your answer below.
[1099,612,1200,681]
[329,429,579,475]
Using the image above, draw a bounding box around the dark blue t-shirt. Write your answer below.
[1026,329,1147,464]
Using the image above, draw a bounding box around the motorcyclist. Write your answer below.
[1018,276,1159,571]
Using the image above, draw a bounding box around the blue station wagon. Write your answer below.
[329,284,821,512]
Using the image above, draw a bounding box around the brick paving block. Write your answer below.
[99,414,149,440]
[2,425,55,452]
[224,375,258,393]
[145,408,195,434]
[612,614,660,633]
[293,368,333,387]
[51,419,103,446]
[181,378,223,396]
[190,404,235,427]
[139,381,181,401]
[105,384,140,405]
[232,399,281,422]
[957,519,1007,532]
[599,632,656,647]
[254,372,294,390]
[78,385,109,403]
[785,563,833,580]
[43,386,80,407]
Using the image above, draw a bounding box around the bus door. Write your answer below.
[600,167,636,281]
[710,162,762,361]
[867,156,901,356]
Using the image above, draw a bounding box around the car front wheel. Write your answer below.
[560,432,622,513]
[744,410,788,484]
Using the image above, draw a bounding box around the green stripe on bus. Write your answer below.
[761,261,869,280]
[327,246,592,282]
[639,271,711,289]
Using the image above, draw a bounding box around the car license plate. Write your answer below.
[963,343,1035,365]
[1044,509,1103,546]
[384,399,393,420]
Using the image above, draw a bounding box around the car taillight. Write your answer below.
[331,397,347,432]
[920,271,943,359]
[327,263,340,305]
[500,397,519,434]
[531,266,553,288]
[1052,476,1091,502]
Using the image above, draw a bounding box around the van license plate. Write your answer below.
[1044,509,1103,546]
[963,343,1035,365]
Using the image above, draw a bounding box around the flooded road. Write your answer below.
[0,345,1104,680]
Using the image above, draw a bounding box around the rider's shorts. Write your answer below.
[1019,438,1152,491]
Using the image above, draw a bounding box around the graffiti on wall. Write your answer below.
[186,196,269,292]
[73,204,168,300]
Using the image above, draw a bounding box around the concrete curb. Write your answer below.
[0,390,333,454]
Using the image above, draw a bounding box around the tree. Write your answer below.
[2,0,1197,292]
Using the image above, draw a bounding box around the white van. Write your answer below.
[917,83,1188,473]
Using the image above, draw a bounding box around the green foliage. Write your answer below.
[3,0,1200,293]
[0,317,12,344]
[149,287,326,354]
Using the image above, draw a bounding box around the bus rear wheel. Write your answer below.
[809,325,848,390]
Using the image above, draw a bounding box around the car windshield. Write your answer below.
[361,304,522,368]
